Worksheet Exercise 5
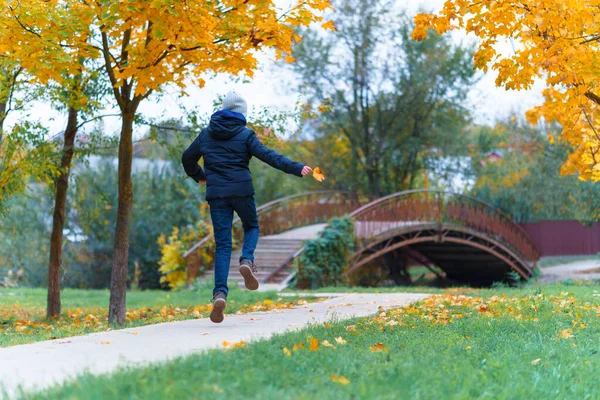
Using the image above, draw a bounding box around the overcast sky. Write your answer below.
[6,0,545,139]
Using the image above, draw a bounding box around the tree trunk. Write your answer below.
[47,107,78,318]
[108,112,135,325]
[0,102,6,144]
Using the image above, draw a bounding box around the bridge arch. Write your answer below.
[348,190,540,284]
[184,190,365,282]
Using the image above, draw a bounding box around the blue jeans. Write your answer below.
[208,196,259,296]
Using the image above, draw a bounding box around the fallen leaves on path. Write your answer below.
[1,297,313,346]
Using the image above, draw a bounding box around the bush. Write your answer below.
[296,216,355,289]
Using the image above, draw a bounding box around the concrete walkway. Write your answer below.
[539,259,600,284]
[0,292,429,398]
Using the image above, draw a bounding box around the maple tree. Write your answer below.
[85,0,330,324]
[1,1,101,317]
[413,1,600,182]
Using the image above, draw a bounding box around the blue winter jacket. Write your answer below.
[181,110,305,200]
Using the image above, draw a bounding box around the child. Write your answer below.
[182,91,313,323]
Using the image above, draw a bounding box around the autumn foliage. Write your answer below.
[413,1,600,182]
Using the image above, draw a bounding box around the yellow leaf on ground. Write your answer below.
[335,336,347,345]
[558,329,574,339]
[531,358,542,365]
[313,167,325,182]
[309,337,319,351]
[322,340,336,348]
[370,343,388,352]
[283,347,292,356]
[331,374,350,385]
[100,341,110,345]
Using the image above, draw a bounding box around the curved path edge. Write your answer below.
[0,293,430,398]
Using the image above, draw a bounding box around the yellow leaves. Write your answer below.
[284,55,297,63]
[322,21,336,31]
[531,358,542,365]
[312,167,325,182]
[331,374,350,385]
[309,337,319,351]
[222,341,246,349]
[100,341,111,345]
[334,336,347,345]
[412,0,600,181]
[321,340,335,348]
[558,329,574,339]
[283,347,292,356]
[370,343,388,352]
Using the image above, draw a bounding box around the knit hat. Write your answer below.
[221,90,248,117]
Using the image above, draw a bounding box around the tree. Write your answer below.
[291,0,476,196]
[471,117,600,223]
[2,1,103,317]
[85,0,331,324]
[413,1,600,182]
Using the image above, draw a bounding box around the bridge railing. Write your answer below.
[184,191,365,281]
[349,190,541,265]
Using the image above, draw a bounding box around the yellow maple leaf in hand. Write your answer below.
[313,167,325,182]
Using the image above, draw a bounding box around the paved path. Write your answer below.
[539,259,600,284]
[0,292,429,398]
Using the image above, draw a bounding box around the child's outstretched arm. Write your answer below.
[181,136,206,184]
[247,132,311,177]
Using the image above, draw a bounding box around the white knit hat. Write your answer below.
[222,90,248,117]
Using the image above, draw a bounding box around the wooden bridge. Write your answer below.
[184,190,540,287]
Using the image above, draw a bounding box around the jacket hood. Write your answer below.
[207,110,247,140]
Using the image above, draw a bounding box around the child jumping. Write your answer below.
[182,91,312,323]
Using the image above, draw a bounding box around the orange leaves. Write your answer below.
[331,374,350,385]
[411,0,600,182]
[312,167,325,182]
[370,343,388,352]
[322,21,336,31]
[222,341,246,349]
[309,337,319,351]
[558,329,574,339]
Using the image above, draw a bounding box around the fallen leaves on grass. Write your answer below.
[283,347,292,356]
[331,374,350,385]
[1,298,313,346]
[558,329,574,339]
[531,358,542,365]
[370,343,388,352]
[335,336,347,345]
[309,337,319,351]
[321,340,335,348]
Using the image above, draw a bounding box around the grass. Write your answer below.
[0,285,312,347]
[22,282,600,400]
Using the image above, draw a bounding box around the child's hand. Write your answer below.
[301,166,313,177]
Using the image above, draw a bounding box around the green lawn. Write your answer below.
[0,286,310,347]
[22,282,600,400]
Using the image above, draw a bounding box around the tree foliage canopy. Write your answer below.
[413,1,600,182]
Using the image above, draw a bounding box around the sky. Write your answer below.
[5,0,545,139]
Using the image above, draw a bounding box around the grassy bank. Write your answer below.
[0,286,310,347]
[24,283,600,399]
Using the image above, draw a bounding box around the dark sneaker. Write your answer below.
[210,291,227,323]
[239,259,259,291]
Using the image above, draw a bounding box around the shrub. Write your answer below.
[296,216,355,289]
